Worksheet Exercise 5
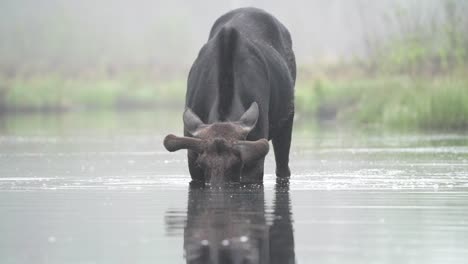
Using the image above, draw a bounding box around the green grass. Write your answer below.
[1,72,468,131]
[296,76,468,130]
[0,74,185,111]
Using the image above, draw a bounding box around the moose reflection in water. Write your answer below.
[167,180,295,264]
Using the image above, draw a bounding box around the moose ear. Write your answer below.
[234,138,269,165]
[238,102,259,133]
[183,108,205,136]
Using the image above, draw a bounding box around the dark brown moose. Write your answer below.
[164,8,296,185]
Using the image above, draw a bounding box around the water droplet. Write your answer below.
[221,239,230,246]
[240,236,249,242]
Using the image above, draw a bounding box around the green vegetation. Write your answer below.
[296,76,468,130]
[0,73,185,111]
[361,0,468,75]
[1,0,467,131]
[0,110,183,136]
[292,0,468,131]
[2,72,467,131]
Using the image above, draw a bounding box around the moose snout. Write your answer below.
[205,172,231,187]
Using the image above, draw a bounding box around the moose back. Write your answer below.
[164,7,296,185]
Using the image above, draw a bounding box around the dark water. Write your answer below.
[1,111,468,264]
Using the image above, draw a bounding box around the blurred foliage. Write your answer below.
[363,0,468,75]
[0,73,185,112]
[296,76,468,130]
[0,110,183,136]
[0,0,467,132]
[293,0,468,131]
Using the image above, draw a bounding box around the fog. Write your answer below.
[1,2,468,263]
[0,0,453,70]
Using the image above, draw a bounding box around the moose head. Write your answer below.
[163,102,269,186]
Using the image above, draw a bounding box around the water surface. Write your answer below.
[0,111,467,263]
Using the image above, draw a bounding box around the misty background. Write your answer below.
[1,0,463,70]
[2,3,468,264]
[0,0,467,130]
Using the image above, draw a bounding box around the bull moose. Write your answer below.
[164,7,296,185]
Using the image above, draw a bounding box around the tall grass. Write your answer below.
[0,74,185,111]
[296,76,468,130]
[2,72,468,130]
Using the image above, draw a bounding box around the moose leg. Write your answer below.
[187,150,204,182]
[272,114,293,178]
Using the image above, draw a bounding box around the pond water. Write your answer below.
[0,111,467,264]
